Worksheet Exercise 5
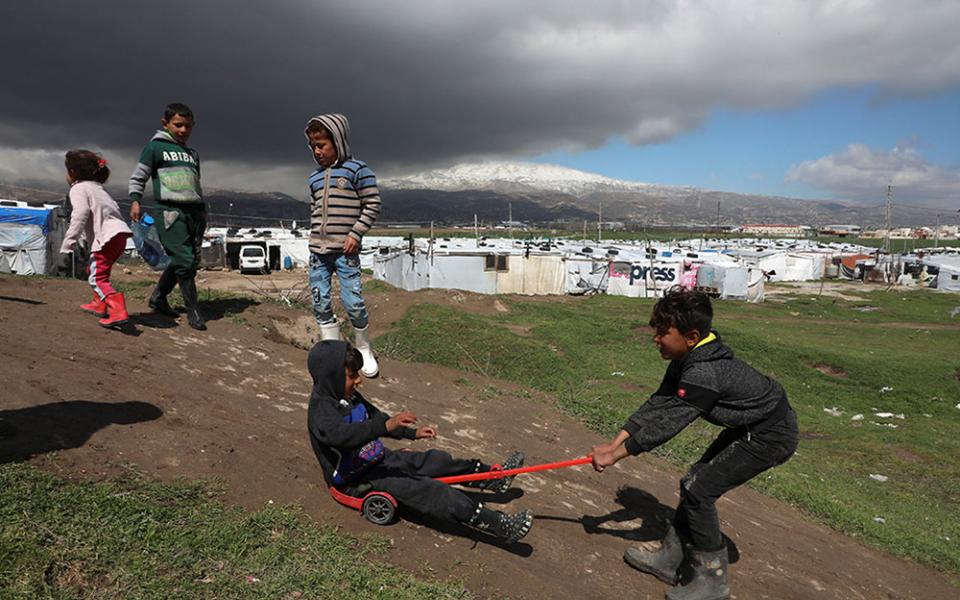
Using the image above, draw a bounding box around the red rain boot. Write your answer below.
[98,293,130,328]
[80,294,107,317]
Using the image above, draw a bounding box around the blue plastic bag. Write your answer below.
[131,213,170,271]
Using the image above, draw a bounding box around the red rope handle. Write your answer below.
[435,456,592,484]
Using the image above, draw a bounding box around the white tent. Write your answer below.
[374,249,570,295]
[374,251,498,293]
[935,264,960,292]
[564,256,608,294]
[0,204,65,275]
[606,259,681,298]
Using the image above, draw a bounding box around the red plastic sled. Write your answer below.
[329,455,591,525]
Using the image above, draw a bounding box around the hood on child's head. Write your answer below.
[308,340,348,401]
[304,113,351,167]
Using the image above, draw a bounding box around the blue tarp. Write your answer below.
[0,206,55,235]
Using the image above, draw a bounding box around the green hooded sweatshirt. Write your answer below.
[128,130,202,204]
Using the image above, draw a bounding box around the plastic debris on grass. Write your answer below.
[823,407,843,417]
[851,414,864,421]
[869,473,889,482]
[879,386,893,393]
[874,412,905,420]
[873,516,887,524]
[610,371,625,377]
[870,422,898,428]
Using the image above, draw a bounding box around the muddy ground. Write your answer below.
[1,270,957,599]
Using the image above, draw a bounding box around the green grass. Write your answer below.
[0,463,471,600]
[377,289,960,573]
[112,279,155,294]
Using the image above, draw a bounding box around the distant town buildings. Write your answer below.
[740,224,810,237]
[818,224,862,237]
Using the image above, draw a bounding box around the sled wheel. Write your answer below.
[361,494,396,525]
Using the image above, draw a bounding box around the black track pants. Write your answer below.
[674,408,799,551]
[364,449,485,523]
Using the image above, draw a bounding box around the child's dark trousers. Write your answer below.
[674,408,799,551]
[362,448,483,523]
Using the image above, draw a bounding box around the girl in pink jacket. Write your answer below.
[60,150,133,328]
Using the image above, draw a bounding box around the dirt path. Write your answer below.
[2,273,957,600]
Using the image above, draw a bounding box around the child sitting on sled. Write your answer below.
[307,340,532,543]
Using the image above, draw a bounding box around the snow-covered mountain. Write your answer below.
[382,161,691,197]
[379,161,907,226]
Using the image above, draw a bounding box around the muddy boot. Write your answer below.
[666,548,730,600]
[467,503,533,543]
[352,325,379,378]
[80,293,107,317]
[624,525,684,585]
[469,451,524,493]
[149,266,179,317]
[177,275,206,331]
[319,321,341,341]
[98,293,130,328]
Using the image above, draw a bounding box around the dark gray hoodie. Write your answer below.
[622,333,790,455]
[307,341,415,486]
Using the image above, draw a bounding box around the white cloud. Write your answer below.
[0,147,73,184]
[786,143,960,206]
[200,161,311,199]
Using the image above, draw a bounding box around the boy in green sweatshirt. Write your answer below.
[129,102,207,330]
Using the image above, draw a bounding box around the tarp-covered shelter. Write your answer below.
[373,248,568,295]
[0,204,65,275]
[937,264,960,292]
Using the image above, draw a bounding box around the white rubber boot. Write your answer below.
[352,325,380,378]
[319,321,341,341]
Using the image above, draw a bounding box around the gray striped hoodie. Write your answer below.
[304,114,381,254]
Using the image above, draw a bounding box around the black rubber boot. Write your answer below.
[149,266,179,317]
[177,275,206,331]
[467,503,533,544]
[469,451,524,493]
[665,547,730,600]
[624,525,684,585]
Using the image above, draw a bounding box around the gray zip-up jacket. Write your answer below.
[623,333,790,455]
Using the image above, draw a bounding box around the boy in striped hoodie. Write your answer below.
[304,114,382,377]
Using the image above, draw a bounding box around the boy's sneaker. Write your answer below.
[468,503,533,544]
[472,450,524,493]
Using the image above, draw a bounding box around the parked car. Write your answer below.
[239,245,268,274]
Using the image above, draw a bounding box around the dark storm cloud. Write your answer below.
[2,1,960,196]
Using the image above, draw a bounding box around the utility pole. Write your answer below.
[716,200,721,237]
[882,185,893,254]
[934,213,941,248]
[597,201,602,244]
[474,213,479,242]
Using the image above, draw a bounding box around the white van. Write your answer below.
[239,245,268,274]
